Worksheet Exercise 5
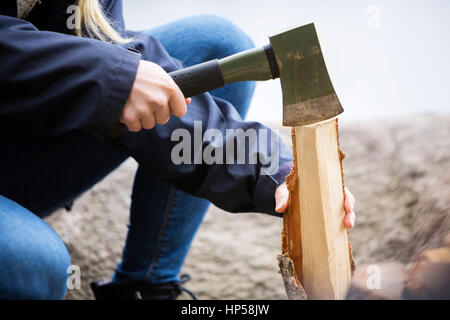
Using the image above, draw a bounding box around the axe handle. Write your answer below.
[170,45,278,98]
[169,60,225,98]
[109,46,278,137]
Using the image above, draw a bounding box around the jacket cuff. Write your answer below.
[253,161,293,217]
[97,46,141,138]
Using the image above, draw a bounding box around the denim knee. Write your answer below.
[192,14,255,57]
[184,15,256,116]
[0,196,70,300]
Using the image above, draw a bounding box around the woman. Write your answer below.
[0,0,356,300]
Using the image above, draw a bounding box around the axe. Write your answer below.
[169,22,343,126]
[171,23,352,300]
[111,23,342,135]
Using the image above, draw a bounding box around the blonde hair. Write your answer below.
[76,0,131,43]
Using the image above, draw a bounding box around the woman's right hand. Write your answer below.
[119,60,191,132]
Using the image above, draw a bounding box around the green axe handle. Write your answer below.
[110,45,279,137]
[169,45,279,97]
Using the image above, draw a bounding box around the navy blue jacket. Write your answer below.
[0,0,293,216]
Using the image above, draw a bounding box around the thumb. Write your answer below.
[275,182,289,213]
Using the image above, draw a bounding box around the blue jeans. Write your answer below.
[0,15,255,299]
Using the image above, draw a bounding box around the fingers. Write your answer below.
[168,82,188,117]
[344,187,355,213]
[126,120,142,132]
[149,95,191,126]
[120,109,142,132]
[274,181,356,228]
[140,112,156,129]
[151,96,171,125]
[344,211,356,229]
[144,93,191,127]
[275,182,289,213]
[273,182,356,228]
[125,96,188,132]
[121,60,191,133]
[344,187,356,229]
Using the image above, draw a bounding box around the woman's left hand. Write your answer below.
[274,182,356,229]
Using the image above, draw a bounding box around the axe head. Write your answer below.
[269,23,343,127]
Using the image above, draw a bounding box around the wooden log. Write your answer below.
[281,118,353,300]
[295,118,352,299]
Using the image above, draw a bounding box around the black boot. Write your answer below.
[90,274,197,300]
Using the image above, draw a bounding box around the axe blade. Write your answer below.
[270,23,344,127]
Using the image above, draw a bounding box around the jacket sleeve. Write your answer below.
[0,14,141,137]
[110,32,294,216]
[100,0,295,215]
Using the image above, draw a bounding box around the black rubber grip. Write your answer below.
[169,59,225,98]
[264,45,280,79]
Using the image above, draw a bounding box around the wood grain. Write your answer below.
[294,118,351,299]
[281,118,353,299]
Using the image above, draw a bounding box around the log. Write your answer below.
[280,118,354,300]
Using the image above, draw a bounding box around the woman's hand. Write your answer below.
[275,182,356,229]
[119,60,191,132]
